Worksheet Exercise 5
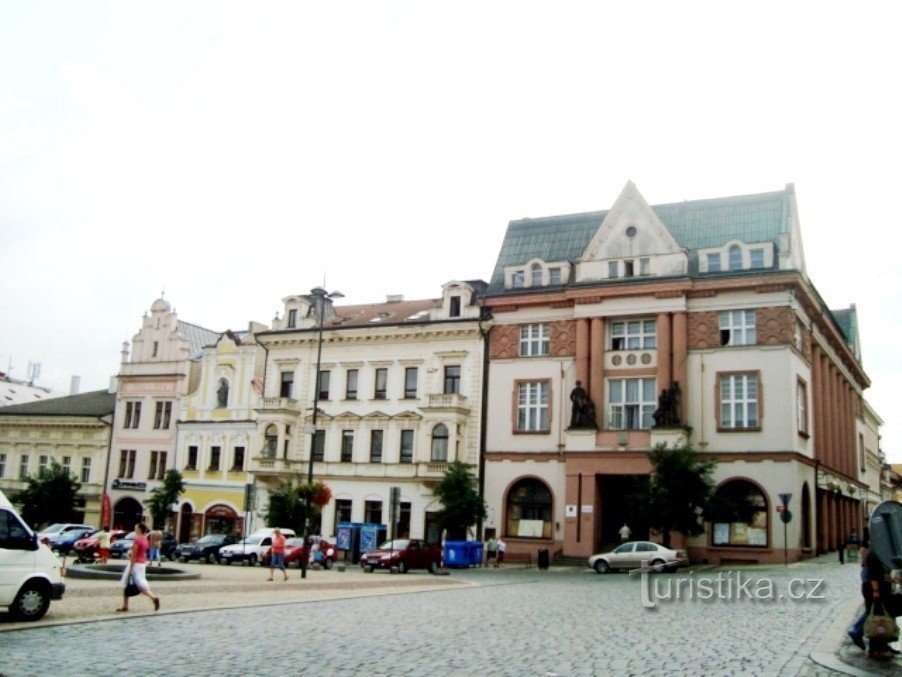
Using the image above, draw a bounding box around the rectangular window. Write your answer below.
[607,378,656,430]
[157,451,167,480]
[162,401,172,429]
[404,367,418,398]
[624,260,635,277]
[280,371,294,398]
[519,323,550,357]
[39,455,49,472]
[517,381,549,432]
[345,369,358,399]
[720,373,760,429]
[444,366,461,395]
[186,446,198,470]
[859,433,866,473]
[364,500,382,525]
[719,310,756,346]
[334,499,352,535]
[154,402,163,429]
[797,380,809,436]
[370,430,384,463]
[449,296,461,317]
[287,308,297,328]
[639,258,650,276]
[610,320,656,350]
[750,248,765,268]
[81,457,91,483]
[400,430,414,463]
[374,368,388,399]
[124,401,141,429]
[232,446,245,471]
[707,253,722,272]
[132,402,141,428]
[20,454,29,480]
[0,453,5,478]
[153,401,172,429]
[608,261,619,278]
[549,267,562,285]
[62,456,71,475]
[152,341,159,357]
[119,450,128,478]
[341,430,354,462]
[318,370,331,400]
[312,430,325,462]
[209,446,221,471]
[126,450,136,478]
[149,451,159,480]
[512,271,524,288]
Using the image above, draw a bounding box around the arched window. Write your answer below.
[431,424,449,462]
[710,479,768,547]
[263,425,278,459]
[531,263,543,286]
[506,478,553,539]
[217,378,229,408]
[728,245,742,271]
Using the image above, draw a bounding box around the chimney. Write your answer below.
[69,376,81,395]
[386,295,404,303]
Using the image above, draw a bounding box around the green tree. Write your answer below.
[13,460,82,529]
[263,480,327,534]
[629,442,716,547]
[432,461,486,540]
[147,470,185,530]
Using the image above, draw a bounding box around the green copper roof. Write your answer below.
[0,389,116,417]
[831,306,858,347]
[488,187,793,294]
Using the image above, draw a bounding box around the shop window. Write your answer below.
[506,478,553,539]
[711,480,768,547]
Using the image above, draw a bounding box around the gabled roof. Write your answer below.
[488,186,793,293]
[177,321,220,358]
[0,389,116,418]
[322,298,440,328]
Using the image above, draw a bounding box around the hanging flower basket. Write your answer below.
[310,481,332,507]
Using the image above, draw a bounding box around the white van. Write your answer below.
[0,490,65,621]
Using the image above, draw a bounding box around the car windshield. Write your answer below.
[196,535,224,545]
[239,535,264,546]
[285,538,305,547]
[120,532,136,542]
[41,524,66,534]
[377,539,409,550]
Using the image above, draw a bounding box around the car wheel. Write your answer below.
[180,557,188,564]
[594,560,610,574]
[429,560,440,575]
[398,560,408,574]
[363,565,373,573]
[10,582,51,621]
[650,559,665,573]
[248,554,258,566]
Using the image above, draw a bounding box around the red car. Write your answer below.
[360,538,442,574]
[261,536,338,569]
[73,530,128,562]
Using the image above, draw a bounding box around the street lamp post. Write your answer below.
[301,286,342,579]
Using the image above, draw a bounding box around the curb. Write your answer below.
[808,597,872,676]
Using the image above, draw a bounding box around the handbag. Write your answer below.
[124,570,140,597]
[864,601,900,641]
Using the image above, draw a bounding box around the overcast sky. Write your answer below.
[1,2,900,462]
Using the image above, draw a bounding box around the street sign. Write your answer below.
[869,500,902,569]
[776,505,785,513]
[780,509,792,524]
[778,493,792,506]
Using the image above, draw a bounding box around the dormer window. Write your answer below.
[707,253,722,272]
[750,248,765,269]
[449,296,461,317]
[512,271,525,288]
[639,258,650,276]
[608,261,619,278]
[531,264,542,286]
[624,260,635,278]
[728,245,742,271]
[287,309,297,328]
[549,267,562,285]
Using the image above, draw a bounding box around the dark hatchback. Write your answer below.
[175,533,240,564]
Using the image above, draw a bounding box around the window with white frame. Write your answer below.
[341,430,354,462]
[81,457,91,483]
[531,263,542,286]
[431,424,449,461]
[719,310,756,346]
[750,248,765,268]
[512,271,525,288]
[517,381,549,432]
[797,380,808,436]
[639,258,650,276]
[608,261,619,278]
[39,455,49,472]
[607,378,656,430]
[400,429,414,463]
[610,320,656,350]
[728,245,742,271]
[520,323,550,356]
[707,252,722,272]
[720,373,759,429]
[19,454,29,480]
[549,267,562,285]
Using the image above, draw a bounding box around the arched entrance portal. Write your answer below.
[113,496,143,531]
[179,504,193,543]
[204,504,240,536]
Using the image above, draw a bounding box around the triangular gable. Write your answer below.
[332,411,362,422]
[362,410,391,421]
[392,410,423,421]
[581,181,683,262]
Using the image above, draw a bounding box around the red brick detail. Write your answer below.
[757,307,794,346]
[489,325,519,359]
[550,320,576,357]
[688,311,720,349]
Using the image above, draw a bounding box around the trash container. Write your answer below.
[537,548,550,570]
[443,541,468,568]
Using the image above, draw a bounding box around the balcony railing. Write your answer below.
[424,393,469,411]
[257,397,301,412]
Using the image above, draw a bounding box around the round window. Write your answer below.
[625,226,637,237]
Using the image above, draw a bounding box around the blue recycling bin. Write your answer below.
[443,541,469,568]
[336,522,363,563]
[467,541,484,567]
[359,523,387,555]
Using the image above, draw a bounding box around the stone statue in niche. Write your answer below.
[652,381,682,428]
[569,381,598,429]
[217,378,229,408]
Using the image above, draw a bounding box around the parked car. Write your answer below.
[158,532,178,561]
[260,536,337,569]
[588,541,688,574]
[175,533,240,564]
[35,523,92,549]
[218,534,276,566]
[359,538,442,574]
[53,527,96,556]
[73,529,129,562]
[109,532,136,559]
